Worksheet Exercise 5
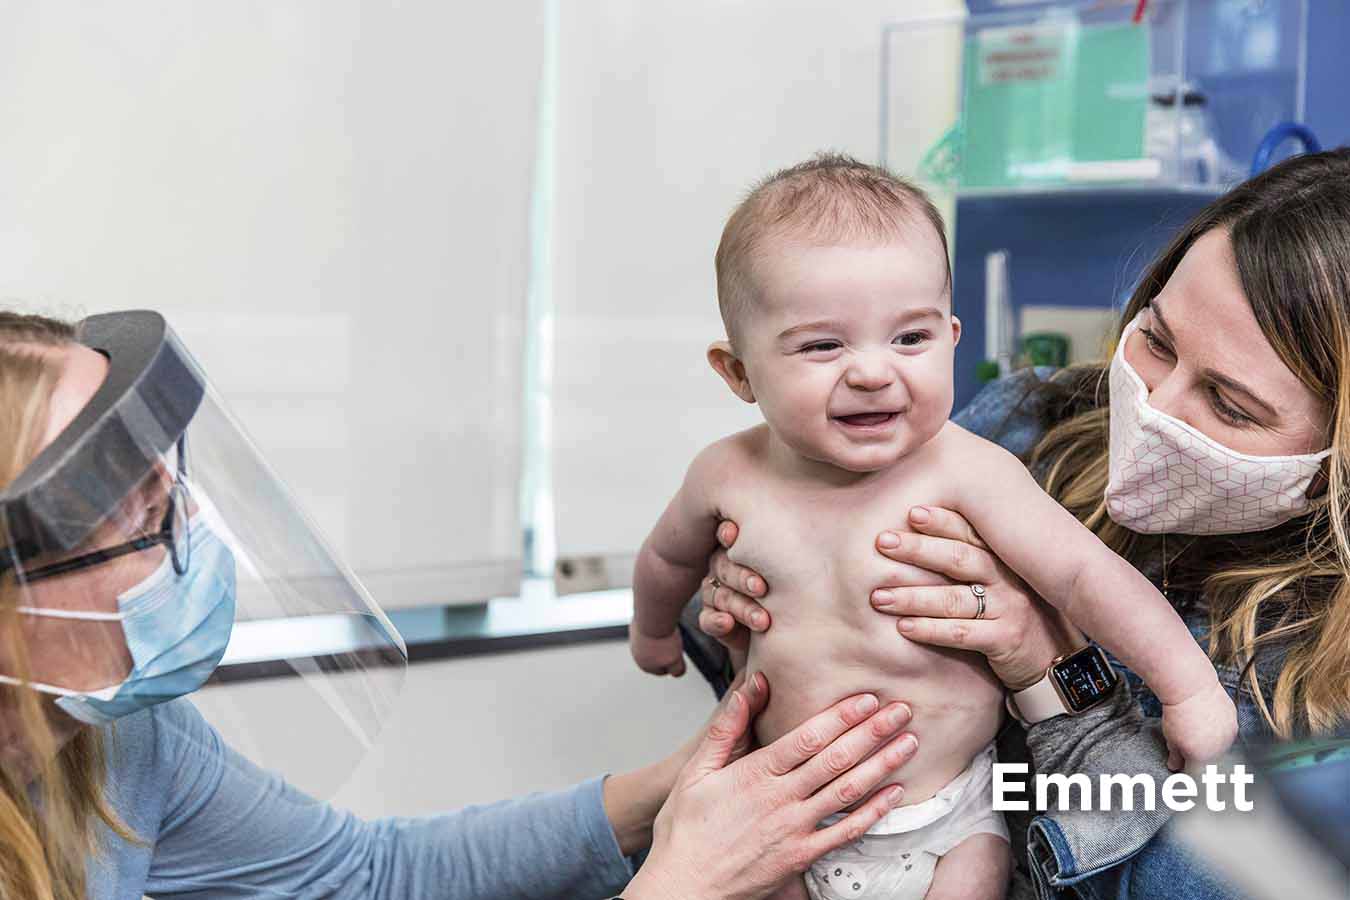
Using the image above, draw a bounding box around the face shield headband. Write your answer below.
[0,311,407,798]
[0,310,204,574]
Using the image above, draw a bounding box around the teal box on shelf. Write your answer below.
[961,19,1151,189]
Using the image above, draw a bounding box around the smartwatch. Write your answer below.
[1008,644,1118,725]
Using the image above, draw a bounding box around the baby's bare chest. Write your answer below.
[713,455,1003,764]
[716,465,956,614]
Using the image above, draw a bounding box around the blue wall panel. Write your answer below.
[1305,0,1350,147]
[951,191,1210,407]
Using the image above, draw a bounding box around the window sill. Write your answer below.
[210,581,633,685]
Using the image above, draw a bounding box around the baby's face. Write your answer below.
[731,229,958,473]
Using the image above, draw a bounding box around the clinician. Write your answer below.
[0,311,921,900]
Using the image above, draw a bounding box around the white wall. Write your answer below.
[195,640,714,817]
[0,2,542,608]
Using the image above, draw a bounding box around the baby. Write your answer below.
[629,154,1237,900]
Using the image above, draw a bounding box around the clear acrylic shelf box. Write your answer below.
[880,0,1309,197]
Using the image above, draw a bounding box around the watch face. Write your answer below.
[1051,646,1117,713]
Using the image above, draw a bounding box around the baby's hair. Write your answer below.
[714,152,950,346]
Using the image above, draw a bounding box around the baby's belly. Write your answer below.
[747,601,1004,806]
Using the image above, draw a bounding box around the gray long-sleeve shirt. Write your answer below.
[92,697,635,898]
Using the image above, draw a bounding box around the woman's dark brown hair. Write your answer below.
[1029,148,1350,737]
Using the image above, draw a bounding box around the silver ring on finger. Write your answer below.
[710,576,722,590]
[970,583,987,620]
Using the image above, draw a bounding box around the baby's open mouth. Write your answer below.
[833,412,899,427]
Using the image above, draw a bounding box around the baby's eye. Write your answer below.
[894,332,930,347]
[800,341,841,354]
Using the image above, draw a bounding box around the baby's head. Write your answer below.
[709,153,959,474]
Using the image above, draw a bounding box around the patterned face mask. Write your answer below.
[1105,313,1332,535]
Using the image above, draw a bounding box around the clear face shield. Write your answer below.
[0,311,406,797]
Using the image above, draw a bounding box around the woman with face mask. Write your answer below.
[0,312,924,900]
[695,148,1350,900]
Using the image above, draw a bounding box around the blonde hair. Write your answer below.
[1029,149,1350,738]
[0,312,137,900]
[714,152,950,346]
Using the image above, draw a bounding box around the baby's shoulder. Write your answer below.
[921,422,1034,504]
[686,425,771,489]
[936,420,1029,470]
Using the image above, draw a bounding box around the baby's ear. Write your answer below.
[950,314,962,347]
[707,341,756,403]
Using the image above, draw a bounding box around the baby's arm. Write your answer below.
[630,442,727,676]
[951,435,1236,764]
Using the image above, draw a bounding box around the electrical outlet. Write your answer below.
[555,555,612,595]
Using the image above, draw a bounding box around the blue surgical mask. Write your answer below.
[1,514,237,725]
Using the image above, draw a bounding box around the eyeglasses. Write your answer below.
[19,437,192,584]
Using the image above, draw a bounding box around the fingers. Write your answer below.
[761,693,884,777]
[632,628,689,678]
[719,672,770,767]
[701,545,770,634]
[698,607,751,656]
[872,584,991,620]
[640,659,687,677]
[906,506,989,550]
[711,549,769,605]
[742,670,770,718]
[893,615,1002,654]
[699,573,722,616]
[716,519,739,548]
[698,606,735,636]
[704,577,770,632]
[686,673,764,780]
[802,784,905,864]
[870,561,955,590]
[804,728,919,821]
[725,670,771,761]
[786,701,913,797]
[875,530,998,584]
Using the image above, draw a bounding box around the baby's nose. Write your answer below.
[844,354,895,391]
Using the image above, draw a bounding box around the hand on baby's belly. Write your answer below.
[746,609,1005,806]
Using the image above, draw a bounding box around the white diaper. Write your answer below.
[804,744,1008,900]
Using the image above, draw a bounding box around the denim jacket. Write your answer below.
[678,368,1268,900]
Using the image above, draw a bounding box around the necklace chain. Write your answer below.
[1161,531,1171,601]
[1160,533,1198,603]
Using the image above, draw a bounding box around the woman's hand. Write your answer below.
[697,520,771,658]
[625,672,919,900]
[870,505,1084,690]
[602,669,751,856]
